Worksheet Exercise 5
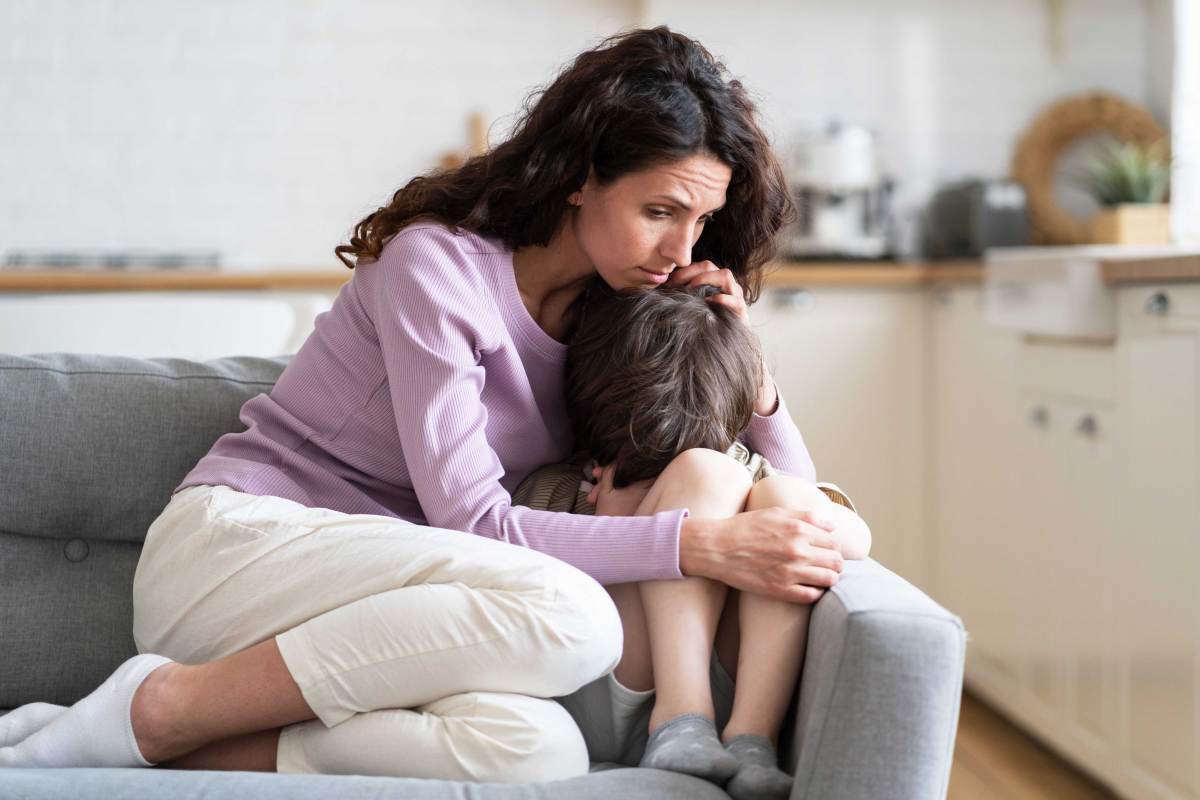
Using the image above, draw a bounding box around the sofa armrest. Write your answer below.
[783,558,966,800]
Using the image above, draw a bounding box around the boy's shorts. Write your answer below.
[515,444,855,767]
[511,441,776,516]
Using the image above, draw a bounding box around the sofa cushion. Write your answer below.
[0,765,728,799]
[0,352,289,544]
[0,353,289,707]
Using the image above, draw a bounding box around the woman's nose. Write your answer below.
[660,228,694,269]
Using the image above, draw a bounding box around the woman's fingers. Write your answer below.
[777,584,827,605]
[667,261,720,286]
[794,506,837,532]
[789,564,841,588]
[664,262,751,321]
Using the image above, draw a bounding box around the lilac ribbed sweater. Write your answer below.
[176,221,817,584]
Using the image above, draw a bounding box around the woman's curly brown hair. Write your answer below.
[565,282,763,488]
[335,25,795,304]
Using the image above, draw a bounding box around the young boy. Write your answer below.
[513,281,871,798]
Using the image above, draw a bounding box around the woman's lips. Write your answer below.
[638,267,670,284]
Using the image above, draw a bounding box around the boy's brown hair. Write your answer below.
[566,280,763,488]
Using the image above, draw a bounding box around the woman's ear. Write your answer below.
[569,165,598,207]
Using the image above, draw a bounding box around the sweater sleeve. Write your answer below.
[362,225,686,585]
[740,377,818,482]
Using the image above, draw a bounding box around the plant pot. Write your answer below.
[1090,203,1172,245]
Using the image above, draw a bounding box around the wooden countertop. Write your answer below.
[0,260,984,292]
[1,254,1195,293]
[1101,254,1200,284]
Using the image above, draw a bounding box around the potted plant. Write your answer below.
[1075,138,1172,244]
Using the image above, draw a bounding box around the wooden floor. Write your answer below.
[950,691,1118,799]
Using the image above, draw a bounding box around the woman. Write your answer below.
[0,26,852,781]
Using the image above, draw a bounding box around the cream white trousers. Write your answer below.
[131,484,623,781]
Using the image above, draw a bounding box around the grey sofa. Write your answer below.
[0,352,967,799]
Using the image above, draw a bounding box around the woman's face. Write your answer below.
[568,152,732,290]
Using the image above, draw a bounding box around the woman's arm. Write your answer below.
[739,370,817,481]
[361,225,688,586]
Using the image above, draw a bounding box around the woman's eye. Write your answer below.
[648,209,712,223]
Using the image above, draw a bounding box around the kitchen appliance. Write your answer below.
[2,249,221,271]
[781,122,894,260]
[923,179,1030,258]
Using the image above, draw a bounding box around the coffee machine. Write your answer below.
[781,121,894,260]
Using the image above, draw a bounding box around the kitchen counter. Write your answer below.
[0,260,984,292]
[1101,253,1200,283]
[2,253,1196,293]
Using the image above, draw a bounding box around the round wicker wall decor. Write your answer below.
[1011,92,1166,244]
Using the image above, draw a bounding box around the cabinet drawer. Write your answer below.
[1017,340,1115,403]
[1117,284,1200,334]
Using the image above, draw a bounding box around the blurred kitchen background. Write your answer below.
[2,1,1199,798]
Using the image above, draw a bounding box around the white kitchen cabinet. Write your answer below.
[929,286,1126,789]
[756,277,1200,799]
[1110,284,1200,800]
[1056,399,1120,769]
[1013,340,1118,739]
[1011,391,1119,772]
[0,290,337,359]
[927,286,1025,695]
[749,286,928,587]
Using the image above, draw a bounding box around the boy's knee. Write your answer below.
[747,473,832,515]
[662,447,752,495]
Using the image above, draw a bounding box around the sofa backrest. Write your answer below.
[0,352,288,706]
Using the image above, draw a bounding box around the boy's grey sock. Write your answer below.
[638,713,740,784]
[724,734,794,800]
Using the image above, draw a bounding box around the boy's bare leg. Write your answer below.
[722,473,828,746]
[625,449,752,781]
[130,637,313,770]
[605,582,655,691]
[721,593,811,746]
[633,449,753,732]
[638,574,730,730]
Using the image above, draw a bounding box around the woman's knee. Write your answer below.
[536,560,624,692]
[465,693,590,782]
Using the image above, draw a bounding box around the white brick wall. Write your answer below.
[643,0,1158,211]
[0,0,1166,269]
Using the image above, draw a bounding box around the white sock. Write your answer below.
[0,654,174,768]
[0,703,67,747]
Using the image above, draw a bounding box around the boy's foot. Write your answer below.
[723,734,794,800]
[0,703,67,747]
[638,713,740,785]
[0,654,174,768]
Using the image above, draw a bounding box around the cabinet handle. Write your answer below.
[1144,291,1170,316]
[1029,406,1049,427]
[1076,414,1099,436]
[771,288,816,312]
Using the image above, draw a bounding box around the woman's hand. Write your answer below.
[667,261,748,323]
[586,462,654,517]
[667,261,778,414]
[679,508,845,605]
